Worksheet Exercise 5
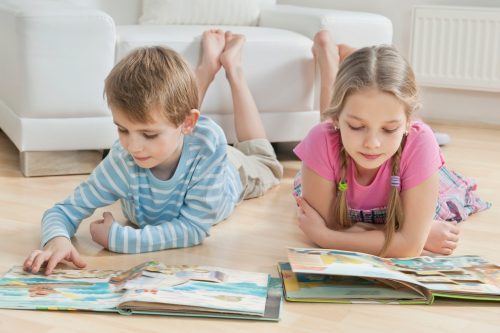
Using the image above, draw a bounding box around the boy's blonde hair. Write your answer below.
[323,45,420,256]
[104,46,198,126]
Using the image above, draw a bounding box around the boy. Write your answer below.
[24,30,283,275]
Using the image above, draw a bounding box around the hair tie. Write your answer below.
[338,180,348,192]
[391,176,401,188]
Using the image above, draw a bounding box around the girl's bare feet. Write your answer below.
[312,30,340,84]
[196,29,225,86]
[220,31,246,81]
[312,30,340,115]
[338,43,357,62]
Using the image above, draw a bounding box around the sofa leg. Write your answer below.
[20,150,103,177]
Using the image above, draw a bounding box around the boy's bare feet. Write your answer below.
[196,29,225,87]
[196,29,226,107]
[220,31,246,81]
[219,31,266,141]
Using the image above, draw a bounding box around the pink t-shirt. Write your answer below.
[294,121,445,210]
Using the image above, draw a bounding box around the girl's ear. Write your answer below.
[405,120,411,136]
[181,109,200,134]
[333,118,340,131]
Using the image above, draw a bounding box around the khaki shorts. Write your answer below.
[227,138,283,201]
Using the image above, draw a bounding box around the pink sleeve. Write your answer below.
[400,122,445,191]
[293,122,339,181]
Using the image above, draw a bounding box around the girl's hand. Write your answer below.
[23,236,86,275]
[345,222,384,233]
[296,197,329,243]
[424,220,460,255]
[89,212,114,249]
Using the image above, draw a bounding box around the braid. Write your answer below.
[379,139,405,256]
[334,146,351,229]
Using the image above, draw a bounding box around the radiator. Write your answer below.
[410,5,500,92]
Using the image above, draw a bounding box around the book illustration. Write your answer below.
[0,262,282,320]
[280,247,500,304]
[5,266,119,282]
[287,248,422,286]
[279,262,425,303]
[118,265,269,315]
[109,261,157,284]
[385,255,495,272]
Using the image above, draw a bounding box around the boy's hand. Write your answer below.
[90,212,114,249]
[23,236,87,275]
[424,220,460,255]
[296,197,329,243]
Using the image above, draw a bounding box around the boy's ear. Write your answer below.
[181,109,200,134]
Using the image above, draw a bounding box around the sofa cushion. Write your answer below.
[115,25,315,117]
[139,0,261,26]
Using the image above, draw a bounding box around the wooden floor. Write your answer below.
[0,123,499,332]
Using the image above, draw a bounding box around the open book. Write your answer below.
[278,248,500,304]
[0,261,282,321]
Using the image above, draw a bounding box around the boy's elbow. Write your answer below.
[191,228,209,246]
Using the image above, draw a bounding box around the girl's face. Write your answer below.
[336,88,409,174]
[112,107,186,175]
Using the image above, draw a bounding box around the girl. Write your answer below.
[294,31,490,258]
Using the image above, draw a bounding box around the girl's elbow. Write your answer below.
[387,239,424,258]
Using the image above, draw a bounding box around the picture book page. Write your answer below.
[118,265,270,316]
[0,266,123,311]
[279,263,428,302]
[384,256,500,295]
[287,248,424,287]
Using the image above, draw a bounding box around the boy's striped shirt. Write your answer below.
[41,116,243,253]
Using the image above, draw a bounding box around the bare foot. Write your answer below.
[338,43,357,62]
[312,30,340,88]
[196,29,225,84]
[312,30,341,116]
[220,31,246,80]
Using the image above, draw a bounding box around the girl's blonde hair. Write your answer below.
[323,45,420,256]
[104,46,198,126]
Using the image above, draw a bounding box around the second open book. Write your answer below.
[279,247,500,304]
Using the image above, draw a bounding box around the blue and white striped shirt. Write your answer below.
[41,116,243,253]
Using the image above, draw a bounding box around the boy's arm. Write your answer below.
[107,148,233,254]
[41,152,128,247]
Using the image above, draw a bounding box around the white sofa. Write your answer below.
[0,0,392,176]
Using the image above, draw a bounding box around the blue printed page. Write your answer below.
[0,266,123,311]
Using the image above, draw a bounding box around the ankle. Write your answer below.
[225,66,244,84]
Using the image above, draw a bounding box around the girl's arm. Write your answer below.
[299,166,439,257]
[300,163,337,229]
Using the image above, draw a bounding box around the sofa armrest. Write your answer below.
[0,1,116,118]
[259,4,392,47]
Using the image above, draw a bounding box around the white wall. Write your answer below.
[280,0,500,126]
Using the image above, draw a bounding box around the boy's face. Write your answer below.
[111,106,198,175]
